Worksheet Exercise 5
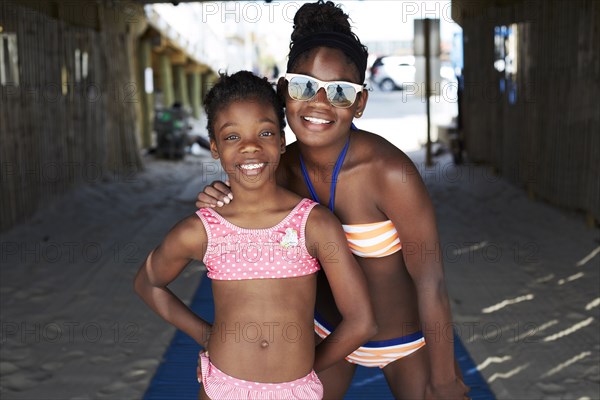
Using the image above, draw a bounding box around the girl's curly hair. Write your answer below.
[204,71,285,139]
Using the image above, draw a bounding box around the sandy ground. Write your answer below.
[418,151,600,400]
[0,154,222,400]
[1,145,599,399]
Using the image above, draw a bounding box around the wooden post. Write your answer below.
[190,71,202,119]
[139,38,153,148]
[424,18,433,167]
[159,53,174,108]
[174,64,190,108]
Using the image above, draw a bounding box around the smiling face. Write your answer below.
[210,99,286,189]
[283,47,368,149]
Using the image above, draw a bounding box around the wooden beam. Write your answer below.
[170,51,187,65]
[185,64,210,74]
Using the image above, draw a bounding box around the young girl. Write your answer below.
[197,2,469,399]
[135,71,376,399]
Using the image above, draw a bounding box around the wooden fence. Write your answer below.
[0,1,143,232]
[458,0,599,224]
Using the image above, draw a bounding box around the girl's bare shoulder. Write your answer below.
[352,130,417,176]
[151,213,209,262]
[170,213,209,247]
[305,204,342,235]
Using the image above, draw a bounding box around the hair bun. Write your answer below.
[287,1,368,83]
[291,0,352,41]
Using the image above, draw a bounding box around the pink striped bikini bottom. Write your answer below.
[198,352,323,399]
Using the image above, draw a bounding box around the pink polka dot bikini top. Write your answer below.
[196,198,320,281]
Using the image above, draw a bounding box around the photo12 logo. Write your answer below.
[214,321,303,344]
[1,321,139,345]
[200,1,301,23]
[400,2,454,23]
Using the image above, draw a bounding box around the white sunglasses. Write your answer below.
[285,73,365,108]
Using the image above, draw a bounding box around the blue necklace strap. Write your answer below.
[299,137,350,212]
[300,155,320,203]
[328,138,350,211]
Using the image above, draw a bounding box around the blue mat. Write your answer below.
[144,275,495,399]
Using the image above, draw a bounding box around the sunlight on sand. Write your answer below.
[481,294,535,314]
[542,317,595,342]
[576,246,600,267]
[508,320,558,343]
[557,272,585,285]
[584,298,600,310]
[477,356,512,371]
[488,363,530,383]
[541,351,592,378]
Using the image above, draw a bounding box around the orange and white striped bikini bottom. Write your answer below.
[314,313,426,369]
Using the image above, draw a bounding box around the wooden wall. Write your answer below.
[0,1,143,232]
[456,0,599,223]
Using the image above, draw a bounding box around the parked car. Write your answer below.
[369,55,416,91]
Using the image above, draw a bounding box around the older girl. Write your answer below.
[197,2,469,399]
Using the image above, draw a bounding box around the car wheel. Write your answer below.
[379,78,396,92]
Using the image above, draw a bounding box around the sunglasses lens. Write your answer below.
[288,76,318,101]
[326,83,357,108]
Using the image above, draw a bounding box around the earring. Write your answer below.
[355,111,363,118]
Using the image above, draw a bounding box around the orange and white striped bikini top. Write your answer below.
[298,133,400,258]
[342,220,401,258]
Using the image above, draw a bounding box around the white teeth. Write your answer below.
[239,163,265,170]
[304,116,331,124]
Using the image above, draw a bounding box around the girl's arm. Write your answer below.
[305,206,377,373]
[379,154,468,399]
[134,215,212,348]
